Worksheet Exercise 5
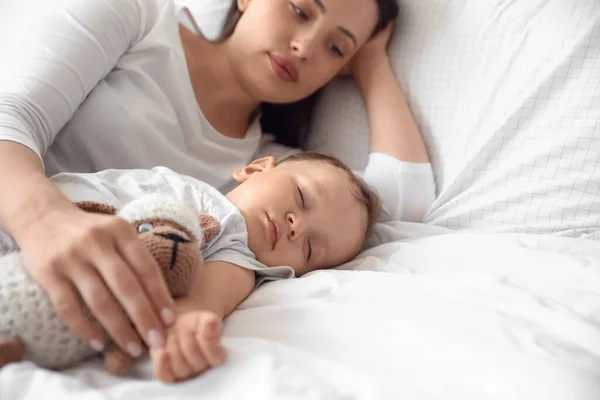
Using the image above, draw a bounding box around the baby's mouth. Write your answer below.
[267,215,282,249]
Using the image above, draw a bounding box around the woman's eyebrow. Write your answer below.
[313,0,326,13]
[337,27,357,48]
[311,0,357,47]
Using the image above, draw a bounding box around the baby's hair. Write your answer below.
[278,152,381,237]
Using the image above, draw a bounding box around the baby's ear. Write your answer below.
[75,201,117,215]
[198,215,220,243]
[232,156,276,182]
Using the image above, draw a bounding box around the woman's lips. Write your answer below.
[269,53,299,83]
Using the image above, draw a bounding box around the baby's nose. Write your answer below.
[287,213,307,239]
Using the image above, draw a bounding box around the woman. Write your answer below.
[0,0,433,363]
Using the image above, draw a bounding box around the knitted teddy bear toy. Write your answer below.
[0,194,220,376]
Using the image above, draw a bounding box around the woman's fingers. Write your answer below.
[88,222,168,350]
[72,216,172,353]
[42,274,106,352]
[20,208,175,359]
[115,222,175,329]
[67,260,143,358]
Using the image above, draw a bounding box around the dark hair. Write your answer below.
[278,151,382,240]
[219,0,400,148]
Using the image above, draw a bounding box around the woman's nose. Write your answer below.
[290,32,316,61]
[291,43,308,61]
[287,213,306,240]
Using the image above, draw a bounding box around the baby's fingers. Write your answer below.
[196,314,226,367]
[151,348,175,384]
[166,333,193,381]
[180,328,208,372]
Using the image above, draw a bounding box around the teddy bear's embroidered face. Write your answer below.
[132,219,202,297]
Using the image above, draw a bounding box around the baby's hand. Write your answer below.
[150,310,226,383]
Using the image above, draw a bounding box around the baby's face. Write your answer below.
[227,159,367,276]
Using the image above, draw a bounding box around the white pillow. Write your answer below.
[307,0,600,239]
[178,0,600,239]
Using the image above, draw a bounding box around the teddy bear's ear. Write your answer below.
[198,215,220,243]
[75,201,117,215]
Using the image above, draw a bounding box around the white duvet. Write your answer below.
[1,225,599,400]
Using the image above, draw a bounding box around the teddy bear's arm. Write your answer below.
[198,215,220,242]
[75,201,117,215]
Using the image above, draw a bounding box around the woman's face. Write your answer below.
[227,0,379,103]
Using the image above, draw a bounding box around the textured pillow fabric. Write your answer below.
[307,0,600,239]
[177,0,600,239]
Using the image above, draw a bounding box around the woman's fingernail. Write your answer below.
[161,308,174,326]
[127,341,143,358]
[89,339,104,352]
[147,329,164,348]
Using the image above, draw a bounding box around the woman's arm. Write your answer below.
[0,0,174,356]
[354,58,429,162]
[351,23,436,222]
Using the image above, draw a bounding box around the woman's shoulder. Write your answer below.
[131,0,181,40]
[82,0,182,46]
[43,0,179,48]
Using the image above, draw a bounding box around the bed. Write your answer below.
[1,0,599,398]
[1,226,599,399]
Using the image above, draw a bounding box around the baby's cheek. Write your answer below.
[264,247,302,271]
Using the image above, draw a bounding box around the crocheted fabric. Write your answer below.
[0,252,95,369]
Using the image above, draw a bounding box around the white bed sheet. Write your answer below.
[2,226,599,400]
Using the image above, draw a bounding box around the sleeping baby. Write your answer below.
[0,151,380,383]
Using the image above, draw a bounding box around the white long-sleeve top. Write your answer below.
[0,0,435,223]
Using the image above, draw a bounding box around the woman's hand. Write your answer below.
[151,310,226,383]
[338,21,396,79]
[18,205,175,358]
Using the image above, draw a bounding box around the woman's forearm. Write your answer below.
[355,56,430,163]
[0,141,73,238]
